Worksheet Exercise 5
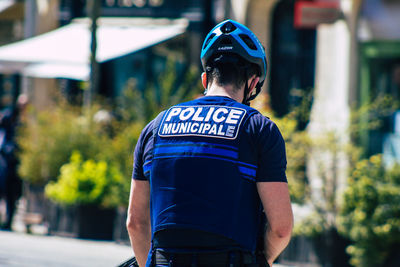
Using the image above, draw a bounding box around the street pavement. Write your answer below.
[0,200,296,267]
[0,230,133,267]
[0,230,301,267]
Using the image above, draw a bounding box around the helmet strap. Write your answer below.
[242,68,251,106]
[242,80,250,106]
[247,83,262,101]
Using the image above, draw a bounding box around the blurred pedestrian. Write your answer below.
[126,20,293,267]
[0,120,7,197]
[0,94,28,230]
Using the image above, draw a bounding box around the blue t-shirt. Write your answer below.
[132,95,287,254]
[133,96,287,183]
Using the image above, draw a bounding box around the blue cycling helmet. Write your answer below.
[200,20,267,102]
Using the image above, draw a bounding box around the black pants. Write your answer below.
[152,249,269,267]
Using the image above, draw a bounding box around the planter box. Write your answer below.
[77,205,116,240]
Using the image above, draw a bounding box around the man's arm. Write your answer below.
[257,182,293,266]
[126,179,151,267]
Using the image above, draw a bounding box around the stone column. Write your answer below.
[307,0,355,216]
[23,0,60,110]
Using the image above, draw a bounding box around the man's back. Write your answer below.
[132,96,287,257]
[127,19,293,267]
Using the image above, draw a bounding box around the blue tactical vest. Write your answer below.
[148,96,264,252]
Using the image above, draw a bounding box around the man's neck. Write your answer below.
[205,83,243,103]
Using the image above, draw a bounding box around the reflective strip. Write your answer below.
[238,166,256,178]
[155,142,238,151]
[153,154,257,180]
[143,161,152,174]
[241,175,256,182]
[154,145,238,159]
[152,142,257,181]
[153,154,238,164]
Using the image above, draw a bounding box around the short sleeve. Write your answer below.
[132,120,155,181]
[250,114,287,182]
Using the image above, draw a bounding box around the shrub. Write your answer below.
[45,151,123,208]
[100,121,144,207]
[273,114,311,204]
[338,155,400,267]
[18,102,108,185]
[17,102,143,207]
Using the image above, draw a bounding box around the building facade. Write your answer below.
[229,0,400,265]
[1,0,399,264]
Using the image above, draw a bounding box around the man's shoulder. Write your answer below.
[136,113,165,153]
[248,111,272,123]
[143,111,167,133]
[247,112,281,136]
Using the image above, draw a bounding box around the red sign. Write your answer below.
[294,1,341,28]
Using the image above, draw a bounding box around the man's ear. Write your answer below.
[248,76,260,95]
[201,72,207,89]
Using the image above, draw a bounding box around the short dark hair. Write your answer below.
[205,53,260,91]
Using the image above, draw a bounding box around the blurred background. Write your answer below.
[0,0,399,266]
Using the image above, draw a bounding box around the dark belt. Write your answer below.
[152,249,269,267]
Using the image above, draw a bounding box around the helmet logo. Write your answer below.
[218,46,233,51]
[221,22,236,33]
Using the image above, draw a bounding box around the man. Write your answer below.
[127,20,293,267]
[0,94,27,230]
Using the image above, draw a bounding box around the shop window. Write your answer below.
[270,0,316,123]
[0,74,20,109]
[365,58,400,160]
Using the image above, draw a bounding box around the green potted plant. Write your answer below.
[45,151,124,240]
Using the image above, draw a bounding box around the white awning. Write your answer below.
[0,0,15,13]
[22,62,90,81]
[0,17,188,80]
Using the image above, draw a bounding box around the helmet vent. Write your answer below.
[219,37,232,45]
[239,34,257,50]
[203,33,216,49]
[221,22,237,33]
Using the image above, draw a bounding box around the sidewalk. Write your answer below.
[0,199,298,267]
[0,230,133,267]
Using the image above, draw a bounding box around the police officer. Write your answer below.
[127,20,293,267]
